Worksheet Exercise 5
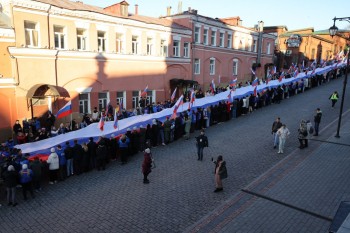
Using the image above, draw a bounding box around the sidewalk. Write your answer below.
[185,108,350,232]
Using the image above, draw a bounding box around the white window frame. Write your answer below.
[147,37,154,55]
[173,40,180,57]
[24,21,39,48]
[267,42,271,55]
[116,33,124,54]
[54,25,66,50]
[98,92,109,111]
[77,28,87,51]
[97,31,106,52]
[132,35,139,55]
[194,26,200,43]
[183,42,189,58]
[219,32,224,47]
[227,34,232,49]
[194,59,200,75]
[253,39,257,52]
[209,58,215,75]
[233,59,238,76]
[211,31,216,46]
[132,91,140,109]
[203,29,208,45]
[116,91,125,109]
[79,93,91,114]
[160,39,168,57]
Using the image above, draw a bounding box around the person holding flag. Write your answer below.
[171,87,177,102]
[210,79,216,95]
[56,101,72,119]
[97,112,105,131]
[171,95,184,119]
[251,77,259,87]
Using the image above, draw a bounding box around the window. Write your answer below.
[194,26,200,43]
[234,36,239,49]
[227,34,232,48]
[267,42,271,54]
[24,21,39,47]
[97,31,106,52]
[146,91,153,105]
[219,32,224,47]
[98,92,108,111]
[240,38,245,50]
[203,29,208,45]
[252,39,257,52]
[211,31,216,46]
[132,36,139,55]
[147,37,153,55]
[311,48,316,60]
[232,59,238,75]
[194,59,200,74]
[183,42,189,58]
[132,91,140,109]
[209,58,215,75]
[79,93,90,114]
[116,91,125,109]
[160,40,168,57]
[77,29,86,51]
[247,39,252,51]
[54,26,65,49]
[116,33,124,54]
[173,40,180,57]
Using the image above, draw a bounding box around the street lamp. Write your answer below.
[329,16,350,138]
[256,21,264,65]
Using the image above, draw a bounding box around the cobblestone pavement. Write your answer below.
[1,77,350,233]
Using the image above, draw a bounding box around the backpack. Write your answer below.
[306,121,314,134]
[309,126,314,134]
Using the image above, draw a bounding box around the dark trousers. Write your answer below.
[59,165,67,180]
[299,139,308,148]
[96,157,106,170]
[49,169,58,182]
[22,182,34,199]
[314,122,320,135]
[331,100,337,107]
[197,146,204,160]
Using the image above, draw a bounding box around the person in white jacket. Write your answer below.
[277,124,290,154]
[47,148,60,184]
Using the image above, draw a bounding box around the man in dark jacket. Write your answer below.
[96,139,107,170]
[30,157,44,191]
[64,141,74,176]
[3,165,18,206]
[73,140,83,175]
[196,130,209,161]
[313,108,322,136]
[87,137,97,169]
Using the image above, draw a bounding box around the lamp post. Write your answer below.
[256,21,264,65]
[329,16,350,138]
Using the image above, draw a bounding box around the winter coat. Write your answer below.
[298,122,308,139]
[142,152,152,175]
[3,170,18,188]
[19,168,33,184]
[47,152,59,170]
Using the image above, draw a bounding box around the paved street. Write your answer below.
[1,76,350,233]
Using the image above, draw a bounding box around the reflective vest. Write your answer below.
[330,93,338,100]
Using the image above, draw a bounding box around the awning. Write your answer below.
[26,84,70,98]
[170,78,198,86]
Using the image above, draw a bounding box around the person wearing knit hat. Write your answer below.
[19,162,34,200]
[142,148,152,184]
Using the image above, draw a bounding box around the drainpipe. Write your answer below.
[47,5,52,49]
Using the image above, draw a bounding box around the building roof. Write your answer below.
[32,0,189,31]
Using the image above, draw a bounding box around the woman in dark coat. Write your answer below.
[142,148,152,184]
[3,165,18,206]
[213,155,227,192]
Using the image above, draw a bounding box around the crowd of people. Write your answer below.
[0,63,346,206]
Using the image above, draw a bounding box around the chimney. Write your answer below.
[166,6,172,16]
[178,1,183,14]
[135,4,138,15]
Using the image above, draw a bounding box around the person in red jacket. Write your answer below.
[142,148,152,184]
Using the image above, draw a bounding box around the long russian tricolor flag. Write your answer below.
[56,101,72,119]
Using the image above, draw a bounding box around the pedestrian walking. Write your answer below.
[276,124,290,154]
[212,155,227,192]
[271,117,282,149]
[298,120,308,149]
[47,147,59,184]
[329,91,339,108]
[196,129,208,161]
[142,148,152,184]
[313,108,322,136]
[3,165,18,206]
